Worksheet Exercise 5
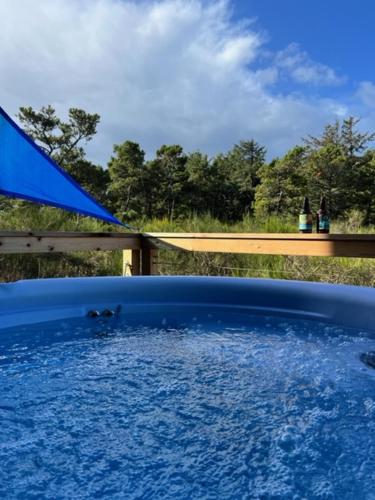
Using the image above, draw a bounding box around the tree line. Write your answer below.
[14,105,375,224]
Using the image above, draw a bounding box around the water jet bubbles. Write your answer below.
[364,398,375,415]
[277,425,302,453]
[95,330,110,339]
[311,478,334,498]
[2,313,375,497]
[358,331,370,338]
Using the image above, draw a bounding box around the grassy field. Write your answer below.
[1,205,375,286]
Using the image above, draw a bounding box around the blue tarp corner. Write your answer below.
[0,106,123,226]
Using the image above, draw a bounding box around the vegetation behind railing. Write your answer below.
[1,212,375,286]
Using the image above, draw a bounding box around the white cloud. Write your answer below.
[357,81,375,108]
[0,0,357,164]
[275,43,345,86]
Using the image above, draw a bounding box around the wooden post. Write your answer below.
[141,249,158,275]
[122,249,141,276]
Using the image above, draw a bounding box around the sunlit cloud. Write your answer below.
[0,0,370,163]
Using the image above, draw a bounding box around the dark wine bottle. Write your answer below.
[299,197,313,233]
[316,197,330,233]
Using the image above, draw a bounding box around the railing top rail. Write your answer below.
[0,231,139,238]
[143,232,375,241]
[1,231,375,240]
[1,231,375,259]
[0,231,141,253]
[142,232,375,258]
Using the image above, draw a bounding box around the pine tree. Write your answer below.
[147,145,188,220]
[254,147,307,217]
[227,140,266,213]
[107,141,146,219]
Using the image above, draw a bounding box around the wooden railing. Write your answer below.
[1,231,375,276]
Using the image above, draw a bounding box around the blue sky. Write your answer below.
[235,0,374,87]
[0,0,374,163]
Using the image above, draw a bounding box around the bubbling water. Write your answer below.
[0,312,374,499]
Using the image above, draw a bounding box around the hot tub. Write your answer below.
[0,277,374,498]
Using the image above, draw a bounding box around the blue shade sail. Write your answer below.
[0,107,123,226]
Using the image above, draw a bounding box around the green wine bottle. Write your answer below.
[299,197,313,233]
[316,197,330,233]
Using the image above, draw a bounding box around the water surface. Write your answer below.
[0,312,374,499]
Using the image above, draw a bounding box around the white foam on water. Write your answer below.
[0,313,374,498]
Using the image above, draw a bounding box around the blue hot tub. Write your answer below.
[0,277,374,498]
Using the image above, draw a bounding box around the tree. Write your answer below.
[185,151,212,214]
[210,153,241,221]
[226,140,266,214]
[18,105,100,167]
[254,147,307,217]
[17,105,107,202]
[72,159,110,205]
[304,121,341,150]
[340,117,375,157]
[108,141,146,219]
[304,117,375,217]
[305,144,346,217]
[147,145,189,220]
[348,151,375,223]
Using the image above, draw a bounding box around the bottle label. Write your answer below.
[299,214,312,231]
[319,216,330,230]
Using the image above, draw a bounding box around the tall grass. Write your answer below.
[0,204,123,281]
[141,215,375,286]
[1,205,375,286]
